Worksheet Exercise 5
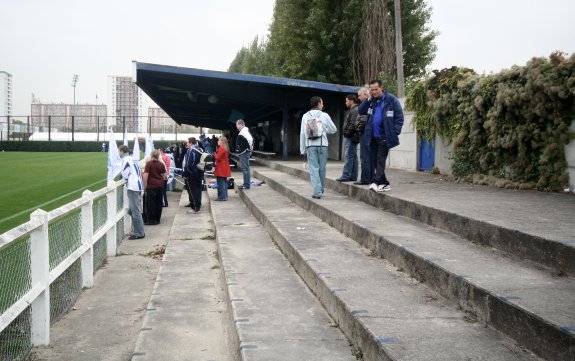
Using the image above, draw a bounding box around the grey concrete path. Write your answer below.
[268,158,575,241]
[238,181,540,361]
[254,159,575,274]
[250,167,573,360]
[131,192,235,361]
[209,187,355,361]
[29,190,182,361]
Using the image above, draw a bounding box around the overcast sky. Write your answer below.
[1,0,574,115]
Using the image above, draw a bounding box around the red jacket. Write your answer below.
[213,146,231,178]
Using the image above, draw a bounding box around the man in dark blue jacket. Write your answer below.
[183,137,204,213]
[358,79,404,192]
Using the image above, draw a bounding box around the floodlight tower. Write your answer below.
[71,74,79,105]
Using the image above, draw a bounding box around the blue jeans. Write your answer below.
[239,151,251,188]
[359,137,373,183]
[127,189,145,237]
[306,146,328,197]
[341,137,358,181]
[216,177,228,200]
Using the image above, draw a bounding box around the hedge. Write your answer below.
[0,140,179,153]
[406,52,575,191]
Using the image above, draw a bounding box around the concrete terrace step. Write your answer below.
[209,191,355,361]
[132,194,234,361]
[238,182,541,361]
[249,168,575,361]
[254,160,575,276]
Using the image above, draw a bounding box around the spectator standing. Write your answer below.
[213,136,231,201]
[183,137,204,213]
[210,135,218,151]
[119,145,145,240]
[176,142,186,168]
[143,149,167,225]
[299,96,337,199]
[159,148,171,207]
[235,119,254,189]
[358,79,404,192]
[337,94,360,182]
[355,87,371,185]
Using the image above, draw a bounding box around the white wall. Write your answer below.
[388,98,417,171]
[435,135,453,175]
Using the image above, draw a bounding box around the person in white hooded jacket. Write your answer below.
[300,96,337,199]
[235,119,254,189]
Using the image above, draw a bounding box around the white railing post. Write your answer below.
[106,180,117,256]
[30,209,50,346]
[80,190,94,288]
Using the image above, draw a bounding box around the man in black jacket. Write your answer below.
[183,137,204,213]
[337,94,360,182]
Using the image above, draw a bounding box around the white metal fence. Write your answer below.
[0,180,130,360]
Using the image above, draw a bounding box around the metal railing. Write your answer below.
[0,180,130,360]
[0,115,203,142]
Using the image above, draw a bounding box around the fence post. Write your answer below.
[80,190,94,288]
[48,116,51,141]
[29,209,50,346]
[106,180,118,256]
[7,115,10,141]
[71,116,75,142]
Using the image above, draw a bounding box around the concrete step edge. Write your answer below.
[209,194,355,361]
[255,159,574,275]
[209,196,247,361]
[237,189,395,361]
[251,169,574,361]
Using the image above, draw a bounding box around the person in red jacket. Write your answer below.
[213,136,232,201]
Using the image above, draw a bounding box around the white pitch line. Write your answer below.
[0,179,107,225]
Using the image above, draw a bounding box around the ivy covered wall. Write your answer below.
[406,52,575,191]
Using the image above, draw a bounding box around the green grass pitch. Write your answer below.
[0,152,109,234]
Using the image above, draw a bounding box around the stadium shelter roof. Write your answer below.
[133,61,359,131]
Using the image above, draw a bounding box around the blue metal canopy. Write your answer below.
[133,61,359,130]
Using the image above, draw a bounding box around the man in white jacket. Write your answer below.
[235,119,254,189]
[300,96,337,199]
[119,145,145,239]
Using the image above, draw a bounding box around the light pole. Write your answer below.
[71,74,79,140]
[394,0,405,98]
[71,74,79,105]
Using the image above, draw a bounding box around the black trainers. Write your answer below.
[128,234,145,240]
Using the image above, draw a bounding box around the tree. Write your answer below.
[228,0,438,87]
[351,0,396,85]
[388,0,438,80]
[228,36,270,75]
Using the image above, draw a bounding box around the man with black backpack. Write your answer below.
[300,96,337,199]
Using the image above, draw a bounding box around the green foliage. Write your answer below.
[0,141,109,152]
[387,0,438,80]
[406,52,575,191]
[0,140,177,153]
[228,0,437,85]
[228,36,271,75]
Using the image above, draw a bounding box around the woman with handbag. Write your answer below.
[213,136,232,201]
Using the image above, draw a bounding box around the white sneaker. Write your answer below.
[377,184,391,192]
[369,183,377,191]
